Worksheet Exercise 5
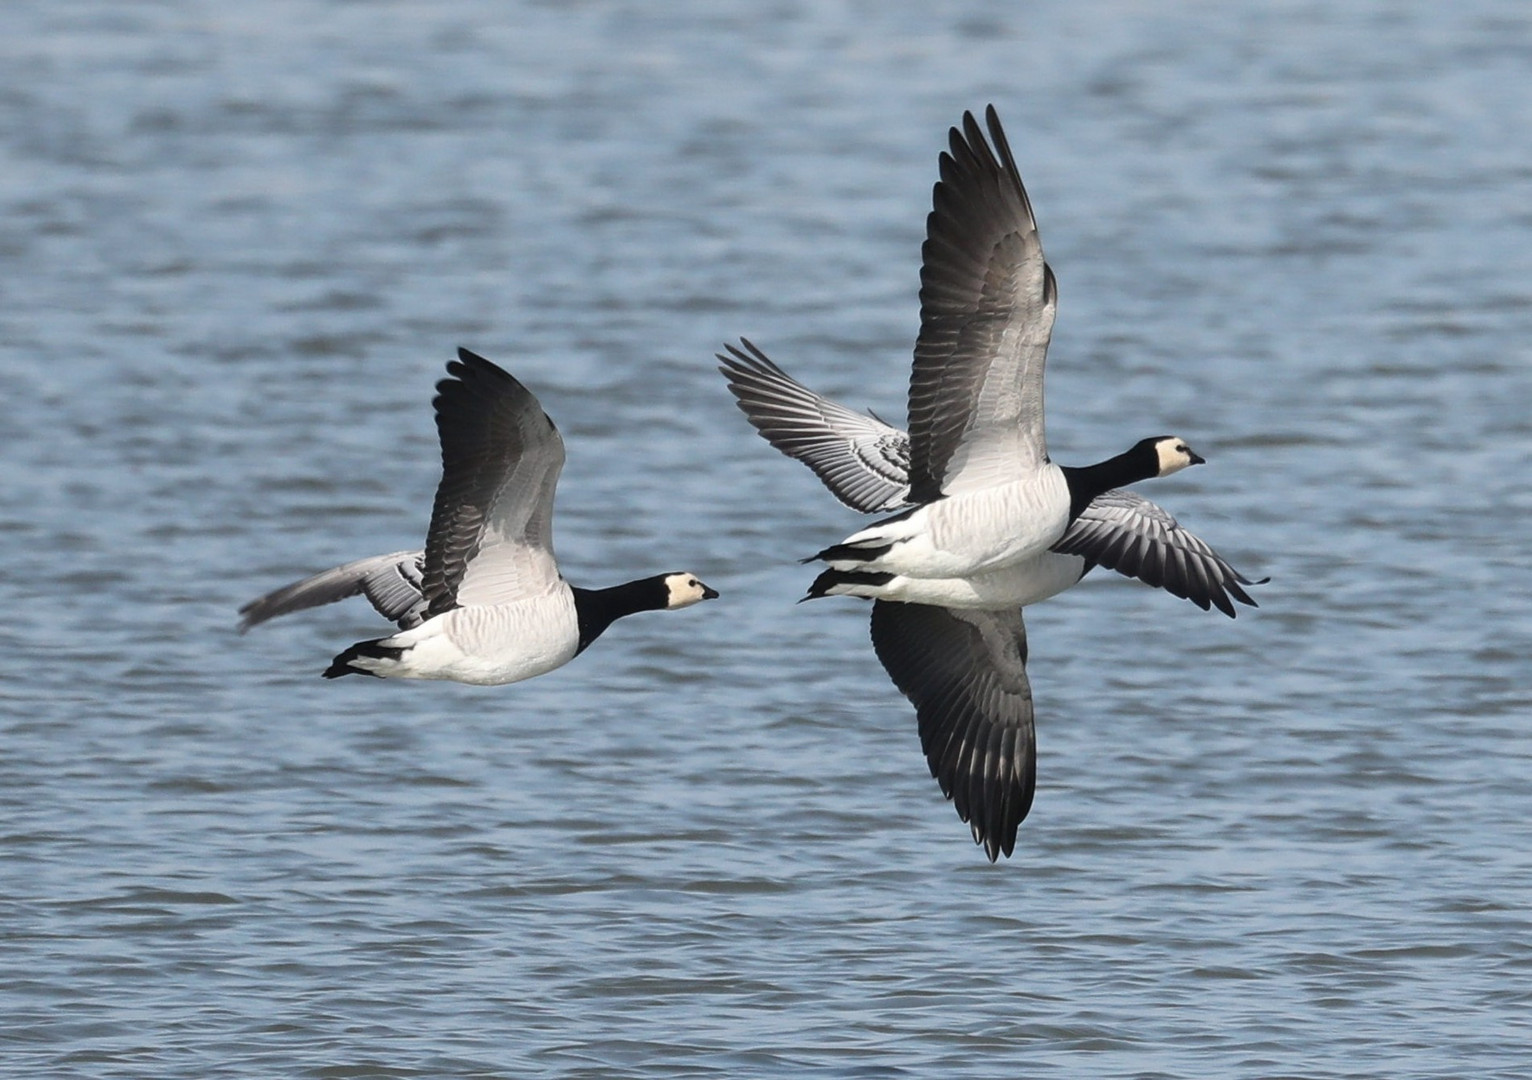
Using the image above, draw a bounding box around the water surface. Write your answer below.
[3,2,1530,1077]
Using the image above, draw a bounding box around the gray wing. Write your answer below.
[717,339,912,514]
[238,550,428,632]
[1052,489,1263,618]
[907,105,1057,502]
[422,348,565,616]
[869,600,1036,862]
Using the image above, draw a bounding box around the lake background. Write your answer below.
[3,1,1530,1077]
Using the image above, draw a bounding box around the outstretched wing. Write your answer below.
[238,550,428,632]
[869,600,1036,861]
[717,340,1260,617]
[1051,489,1263,617]
[422,349,566,616]
[908,105,1057,501]
[718,339,912,513]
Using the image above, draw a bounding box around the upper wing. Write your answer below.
[421,349,566,616]
[238,550,429,632]
[869,600,1036,862]
[1051,489,1264,617]
[908,105,1057,502]
[717,339,912,513]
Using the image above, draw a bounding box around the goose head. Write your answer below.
[1147,436,1205,477]
[662,572,721,609]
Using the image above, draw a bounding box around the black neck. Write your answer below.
[571,577,670,654]
[1059,442,1160,522]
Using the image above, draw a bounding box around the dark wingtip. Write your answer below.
[716,338,774,369]
[450,347,517,385]
[974,824,1012,863]
[983,103,1012,163]
[1219,573,1269,617]
[961,108,983,143]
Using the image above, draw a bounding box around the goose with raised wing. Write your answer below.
[720,339,1260,616]
[720,107,1260,860]
[240,349,717,684]
[805,109,1207,588]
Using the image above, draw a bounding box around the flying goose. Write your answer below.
[240,349,718,684]
[719,340,1260,617]
[720,107,1259,860]
[806,109,1205,586]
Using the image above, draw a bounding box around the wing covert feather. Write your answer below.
[908,106,1057,502]
[422,349,565,615]
[1053,489,1263,617]
[718,339,912,513]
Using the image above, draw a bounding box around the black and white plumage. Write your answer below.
[804,108,1219,588]
[240,349,717,684]
[720,342,1259,860]
[803,110,1073,586]
[719,341,1259,617]
[719,108,1260,860]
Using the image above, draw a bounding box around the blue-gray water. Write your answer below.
[4,2,1530,1077]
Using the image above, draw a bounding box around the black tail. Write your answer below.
[800,569,894,602]
[322,638,405,679]
[804,541,894,565]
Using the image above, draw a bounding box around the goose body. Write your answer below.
[819,471,1072,580]
[720,108,1260,860]
[337,587,582,685]
[802,110,1209,595]
[806,553,1089,610]
[241,349,717,685]
[720,339,1259,616]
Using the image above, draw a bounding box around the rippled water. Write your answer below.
[4,2,1531,1076]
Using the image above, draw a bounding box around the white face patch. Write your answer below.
[1155,437,1201,477]
[664,573,717,610]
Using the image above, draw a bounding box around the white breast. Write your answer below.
[831,465,1071,579]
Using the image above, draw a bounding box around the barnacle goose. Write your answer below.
[240,349,717,684]
[720,340,1259,616]
[719,107,1260,860]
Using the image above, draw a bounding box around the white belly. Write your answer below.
[358,586,581,686]
[828,468,1071,579]
[825,551,1088,608]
